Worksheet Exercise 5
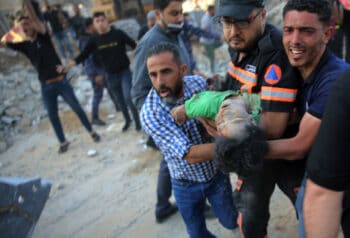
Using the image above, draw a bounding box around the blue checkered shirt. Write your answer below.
[141,75,217,182]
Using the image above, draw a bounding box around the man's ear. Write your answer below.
[323,24,335,44]
[180,64,187,76]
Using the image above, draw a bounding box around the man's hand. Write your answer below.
[198,118,219,137]
[95,75,104,86]
[171,105,188,124]
[56,60,76,74]
[56,64,65,74]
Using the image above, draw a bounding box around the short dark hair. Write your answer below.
[208,5,215,12]
[153,0,183,11]
[214,125,268,176]
[146,42,182,65]
[93,11,105,19]
[283,0,332,25]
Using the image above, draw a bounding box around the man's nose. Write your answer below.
[176,13,184,23]
[155,74,165,85]
[230,24,242,35]
[290,30,301,44]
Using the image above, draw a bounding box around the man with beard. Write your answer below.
[141,42,238,237]
[204,0,301,237]
[131,0,192,223]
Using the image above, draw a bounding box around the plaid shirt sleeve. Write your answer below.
[140,76,217,181]
[141,76,208,160]
[141,99,192,160]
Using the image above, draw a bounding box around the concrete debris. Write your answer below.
[87,149,97,157]
[0,3,285,154]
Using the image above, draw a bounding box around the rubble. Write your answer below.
[0,1,285,153]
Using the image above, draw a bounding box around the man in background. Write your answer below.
[200,5,222,73]
[78,17,106,126]
[137,10,156,41]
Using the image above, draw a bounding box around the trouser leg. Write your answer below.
[105,72,131,122]
[206,172,238,229]
[155,158,172,215]
[172,178,215,238]
[41,83,66,143]
[58,79,92,132]
[233,161,278,238]
[120,68,140,128]
[61,31,74,58]
[53,32,67,59]
[90,76,104,119]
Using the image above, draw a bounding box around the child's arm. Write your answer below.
[171,105,188,124]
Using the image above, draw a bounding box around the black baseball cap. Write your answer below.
[216,0,265,20]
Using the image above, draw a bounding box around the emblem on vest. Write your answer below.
[245,64,256,73]
[264,64,282,85]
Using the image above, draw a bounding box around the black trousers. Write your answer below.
[233,159,306,238]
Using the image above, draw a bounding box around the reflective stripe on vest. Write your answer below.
[227,62,257,93]
[261,86,297,102]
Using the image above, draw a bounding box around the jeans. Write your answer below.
[41,77,92,143]
[202,40,222,73]
[53,31,74,59]
[155,158,172,216]
[296,174,307,238]
[105,68,140,127]
[89,75,104,119]
[172,172,238,238]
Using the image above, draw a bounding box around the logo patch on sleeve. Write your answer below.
[264,64,282,85]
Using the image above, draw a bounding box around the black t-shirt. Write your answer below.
[307,68,350,191]
[44,10,64,33]
[307,68,350,237]
[344,9,350,63]
[7,32,62,83]
[75,27,136,74]
[70,15,86,39]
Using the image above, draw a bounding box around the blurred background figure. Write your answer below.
[328,0,350,62]
[70,3,86,42]
[181,12,221,77]
[200,5,222,73]
[79,17,106,126]
[137,10,156,41]
[43,1,74,61]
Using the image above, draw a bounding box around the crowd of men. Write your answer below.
[2,0,350,237]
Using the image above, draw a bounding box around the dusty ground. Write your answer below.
[0,42,299,238]
[0,102,299,238]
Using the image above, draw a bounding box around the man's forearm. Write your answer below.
[304,179,343,238]
[184,143,214,164]
[23,0,46,34]
[266,112,321,160]
[266,138,306,160]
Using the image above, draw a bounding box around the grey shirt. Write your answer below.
[131,24,193,110]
